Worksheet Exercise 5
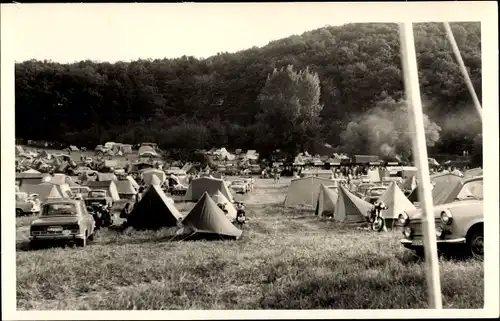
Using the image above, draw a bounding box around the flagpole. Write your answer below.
[398,22,443,309]
[443,22,483,120]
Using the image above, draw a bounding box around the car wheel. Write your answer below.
[77,232,87,247]
[467,228,484,261]
[16,209,23,217]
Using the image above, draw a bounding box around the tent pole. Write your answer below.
[398,22,443,309]
[443,22,483,121]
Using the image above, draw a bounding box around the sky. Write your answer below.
[3,3,355,63]
[1,2,491,64]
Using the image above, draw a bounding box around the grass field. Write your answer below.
[16,178,484,310]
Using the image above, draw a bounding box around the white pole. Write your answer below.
[443,22,483,121]
[398,22,443,309]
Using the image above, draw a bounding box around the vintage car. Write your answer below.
[70,186,91,198]
[364,186,389,204]
[398,176,484,260]
[16,192,41,216]
[354,182,376,199]
[29,199,96,248]
[84,189,113,208]
[171,184,188,196]
[72,166,94,176]
[231,180,250,194]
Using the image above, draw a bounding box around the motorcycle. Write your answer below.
[367,201,389,232]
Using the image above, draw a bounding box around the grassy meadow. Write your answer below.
[16,178,483,310]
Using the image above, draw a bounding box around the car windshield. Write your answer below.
[232,181,245,185]
[43,203,78,216]
[88,191,106,198]
[457,179,483,200]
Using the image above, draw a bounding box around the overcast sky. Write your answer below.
[2,2,490,64]
[4,3,354,63]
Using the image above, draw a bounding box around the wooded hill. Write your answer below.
[15,22,482,161]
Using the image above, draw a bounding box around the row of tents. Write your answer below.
[285,170,483,225]
[124,184,242,239]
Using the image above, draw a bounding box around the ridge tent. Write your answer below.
[284,176,333,208]
[86,180,120,201]
[126,175,140,190]
[149,174,162,186]
[408,173,463,205]
[376,182,416,227]
[315,184,339,217]
[39,182,73,199]
[127,184,182,229]
[401,175,417,193]
[184,177,234,202]
[142,169,166,185]
[19,183,63,202]
[181,192,242,240]
[211,190,237,221]
[334,185,372,223]
[367,169,381,182]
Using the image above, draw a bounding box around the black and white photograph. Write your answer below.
[1,2,498,319]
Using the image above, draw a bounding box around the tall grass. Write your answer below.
[16,179,483,310]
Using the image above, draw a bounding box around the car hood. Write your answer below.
[407,199,483,220]
[32,216,81,226]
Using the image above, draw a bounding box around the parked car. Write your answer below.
[29,199,96,248]
[73,166,93,176]
[84,189,114,227]
[398,176,484,260]
[354,182,376,199]
[231,180,250,194]
[364,186,389,204]
[70,186,91,198]
[16,192,41,216]
[84,189,113,208]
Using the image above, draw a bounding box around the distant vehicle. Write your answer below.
[171,184,188,196]
[249,164,261,175]
[16,192,41,216]
[73,166,94,176]
[84,189,113,208]
[354,182,376,199]
[29,199,96,248]
[231,180,250,194]
[399,176,484,260]
[84,189,114,228]
[140,142,160,153]
[364,186,389,204]
[70,186,91,198]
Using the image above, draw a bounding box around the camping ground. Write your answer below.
[16,178,483,310]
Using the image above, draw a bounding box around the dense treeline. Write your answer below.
[15,22,482,160]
